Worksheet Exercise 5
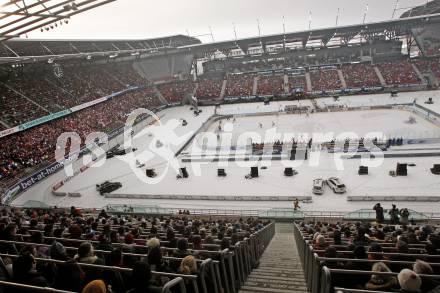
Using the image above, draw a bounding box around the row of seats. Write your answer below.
[0,63,148,127]
[0,207,275,293]
[2,57,439,129]
[376,60,421,85]
[342,63,382,88]
[294,220,440,293]
[0,87,160,183]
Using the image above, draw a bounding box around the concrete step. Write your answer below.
[240,223,309,293]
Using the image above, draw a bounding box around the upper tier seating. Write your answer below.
[224,74,255,97]
[195,77,224,100]
[376,60,421,85]
[157,80,195,103]
[310,70,342,91]
[257,75,284,96]
[342,63,382,88]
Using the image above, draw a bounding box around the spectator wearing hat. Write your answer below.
[365,262,398,291]
[413,260,439,292]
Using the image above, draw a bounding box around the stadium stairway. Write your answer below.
[239,223,309,293]
[305,72,312,92]
[374,66,387,86]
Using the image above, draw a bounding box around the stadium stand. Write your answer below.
[294,220,440,293]
[157,80,195,103]
[224,74,255,97]
[342,63,382,88]
[0,62,148,127]
[414,58,440,80]
[0,83,48,127]
[0,87,161,184]
[376,60,422,86]
[195,76,224,100]
[0,206,274,293]
[310,69,342,91]
[287,74,307,92]
[256,74,284,96]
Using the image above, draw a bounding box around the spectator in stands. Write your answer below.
[53,260,85,292]
[102,249,126,293]
[166,228,177,248]
[368,243,384,261]
[179,255,197,275]
[75,241,105,284]
[413,260,438,292]
[12,252,48,290]
[365,262,398,291]
[82,279,108,293]
[313,234,328,253]
[321,246,342,269]
[45,241,69,283]
[75,242,104,265]
[397,269,422,293]
[126,262,162,293]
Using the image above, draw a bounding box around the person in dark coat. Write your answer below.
[126,262,162,293]
[11,253,48,293]
[374,203,385,223]
[389,204,400,224]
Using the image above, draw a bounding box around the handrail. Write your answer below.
[317,256,440,266]
[0,280,72,293]
[334,288,394,293]
[161,277,186,293]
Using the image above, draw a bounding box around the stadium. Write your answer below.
[2,0,440,292]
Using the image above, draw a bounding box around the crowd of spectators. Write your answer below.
[0,87,160,183]
[310,69,342,91]
[287,75,306,92]
[376,60,422,86]
[0,84,49,127]
[156,80,194,103]
[0,62,148,128]
[0,206,268,293]
[342,63,382,88]
[256,75,284,96]
[414,58,440,80]
[224,74,255,97]
[297,214,440,293]
[195,76,224,100]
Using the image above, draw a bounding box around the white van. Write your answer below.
[326,177,346,194]
[312,178,325,195]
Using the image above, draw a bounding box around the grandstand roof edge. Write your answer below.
[178,12,440,51]
[5,34,201,44]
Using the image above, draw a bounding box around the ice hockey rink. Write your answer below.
[11,90,440,213]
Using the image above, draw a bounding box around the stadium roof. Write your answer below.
[400,0,440,18]
[1,12,439,65]
[182,13,440,57]
[0,0,116,42]
[0,34,201,65]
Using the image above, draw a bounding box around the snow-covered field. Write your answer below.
[10,90,440,213]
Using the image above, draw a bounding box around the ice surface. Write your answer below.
[11,91,440,213]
